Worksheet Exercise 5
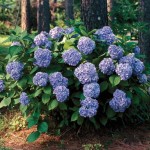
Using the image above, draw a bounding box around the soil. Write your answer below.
[1,124,150,150]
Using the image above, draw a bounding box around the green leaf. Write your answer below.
[0,98,11,108]
[34,89,42,97]
[48,100,58,110]
[37,122,48,133]
[100,117,108,126]
[42,94,50,104]
[17,78,27,89]
[43,86,51,95]
[30,66,38,74]
[71,111,79,122]
[106,107,116,119]
[9,46,23,56]
[59,102,67,110]
[20,105,27,113]
[77,116,84,125]
[133,95,140,105]
[27,117,38,128]
[100,81,108,92]
[109,75,121,87]
[27,131,40,143]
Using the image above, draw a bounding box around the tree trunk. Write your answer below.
[37,0,51,33]
[138,0,150,63]
[81,0,108,31]
[21,0,31,33]
[65,0,74,20]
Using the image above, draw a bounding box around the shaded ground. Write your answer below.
[0,124,150,150]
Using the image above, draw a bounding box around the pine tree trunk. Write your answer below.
[37,0,51,33]
[21,0,31,33]
[139,0,150,63]
[81,0,108,31]
[65,0,74,20]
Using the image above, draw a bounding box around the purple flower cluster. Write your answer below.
[77,37,95,55]
[62,49,82,66]
[33,72,49,87]
[20,92,30,105]
[6,61,24,80]
[99,58,115,75]
[53,86,69,102]
[79,97,99,118]
[34,31,52,49]
[109,89,131,112]
[49,72,68,89]
[95,26,116,45]
[132,58,145,75]
[137,74,147,84]
[0,80,4,92]
[11,41,21,46]
[74,62,99,84]
[49,26,64,39]
[116,63,132,80]
[133,46,140,55]
[83,82,100,98]
[64,27,74,34]
[108,45,124,60]
[34,48,52,68]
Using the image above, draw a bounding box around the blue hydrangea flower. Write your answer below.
[49,26,64,39]
[133,58,145,75]
[94,26,116,45]
[20,92,30,105]
[34,48,52,68]
[83,82,100,98]
[77,37,95,55]
[34,32,49,47]
[53,86,69,102]
[116,63,132,80]
[137,74,147,84]
[45,41,52,49]
[64,27,74,34]
[133,46,140,55]
[0,80,5,92]
[99,58,115,75]
[49,72,68,89]
[119,53,135,67]
[6,61,24,80]
[11,41,21,46]
[62,49,82,66]
[33,72,49,87]
[79,97,99,118]
[74,62,99,84]
[108,45,124,60]
[109,89,131,112]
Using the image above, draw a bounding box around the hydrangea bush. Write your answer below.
[0,24,149,142]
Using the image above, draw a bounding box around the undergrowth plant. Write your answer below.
[0,22,149,142]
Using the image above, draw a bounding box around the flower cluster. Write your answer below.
[20,92,30,105]
[34,48,52,68]
[34,31,52,49]
[11,41,21,46]
[0,80,4,92]
[53,86,69,102]
[99,58,115,75]
[95,26,116,45]
[49,26,64,39]
[33,72,49,87]
[116,63,132,80]
[74,62,99,84]
[137,74,147,84]
[64,27,74,34]
[109,89,131,112]
[79,97,99,118]
[77,37,95,55]
[132,58,145,75]
[83,82,100,98]
[133,46,140,55]
[6,61,24,80]
[108,45,123,60]
[49,72,68,89]
[62,49,82,66]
